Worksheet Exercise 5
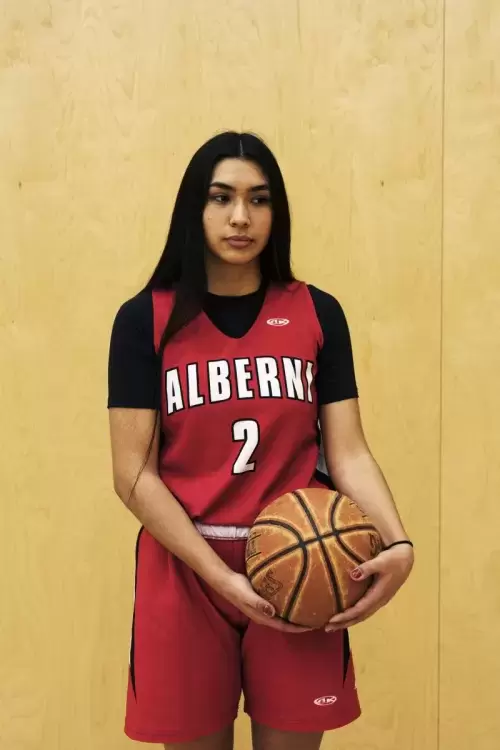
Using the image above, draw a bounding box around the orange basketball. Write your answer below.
[245,488,383,628]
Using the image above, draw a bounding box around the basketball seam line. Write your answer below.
[248,524,376,578]
[252,519,376,541]
[327,492,347,614]
[248,541,301,578]
[292,490,343,615]
[335,534,366,566]
[283,542,309,622]
[249,502,378,622]
[248,518,309,623]
[329,495,371,566]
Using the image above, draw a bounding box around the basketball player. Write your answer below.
[107,132,414,750]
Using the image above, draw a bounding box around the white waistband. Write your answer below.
[195,522,251,540]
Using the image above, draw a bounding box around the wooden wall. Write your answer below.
[440,3,500,749]
[0,1,497,748]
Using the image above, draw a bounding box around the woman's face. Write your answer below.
[203,158,273,268]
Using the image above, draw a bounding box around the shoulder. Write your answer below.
[112,290,153,336]
[306,285,358,403]
[272,281,350,334]
[109,290,155,356]
[306,283,352,327]
[277,281,346,313]
[107,290,159,410]
[306,284,347,319]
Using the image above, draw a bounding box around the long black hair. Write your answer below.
[131,131,295,498]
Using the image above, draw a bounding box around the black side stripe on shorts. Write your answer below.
[130,526,144,699]
[314,467,336,491]
[343,629,351,684]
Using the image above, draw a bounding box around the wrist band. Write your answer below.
[384,540,414,551]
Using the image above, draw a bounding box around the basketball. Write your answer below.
[245,488,383,628]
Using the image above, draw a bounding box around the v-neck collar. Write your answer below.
[202,281,269,340]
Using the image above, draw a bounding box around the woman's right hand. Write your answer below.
[217,571,311,633]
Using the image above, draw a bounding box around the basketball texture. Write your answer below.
[245,488,383,628]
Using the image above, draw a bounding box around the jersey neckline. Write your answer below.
[205,284,264,303]
[201,281,274,341]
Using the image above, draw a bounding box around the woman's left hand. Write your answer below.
[325,543,414,632]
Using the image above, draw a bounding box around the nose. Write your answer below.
[229,198,250,228]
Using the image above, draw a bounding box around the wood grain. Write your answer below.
[440,1,500,748]
[0,1,446,748]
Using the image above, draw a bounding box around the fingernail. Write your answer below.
[263,604,274,617]
[325,626,336,633]
[351,568,363,580]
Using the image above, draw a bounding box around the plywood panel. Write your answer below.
[440,2,500,748]
[289,3,442,749]
[0,1,441,748]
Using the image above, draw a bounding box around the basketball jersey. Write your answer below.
[152,281,330,526]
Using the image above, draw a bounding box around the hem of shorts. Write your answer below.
[124,714,236,744]
[246,705,362,733]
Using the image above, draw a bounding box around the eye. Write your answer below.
[251,195,271,206]
[208,193,230,204]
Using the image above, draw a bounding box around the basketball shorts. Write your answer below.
[124,526,361,744]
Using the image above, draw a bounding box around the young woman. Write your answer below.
[107,131,414,750]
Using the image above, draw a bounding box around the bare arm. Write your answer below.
[108,407,308,633]
[109,407,237,589]
[319,398,409,545]
[320,398,414,630]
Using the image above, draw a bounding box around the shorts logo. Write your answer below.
[314,695,337,706]
[267,318,290,327]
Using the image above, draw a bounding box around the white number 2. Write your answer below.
[232,419,260,474]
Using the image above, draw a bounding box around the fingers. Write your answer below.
[325,547,414,632]
[350,556,384,581]
[246,590,310,632]
[334,579,387,622]
[325,580,390,631]
[227,575,310,632]
[350,546,414,583]
[253,612,311,633]
[325,604,382,632]
[267,619,312,634]
[245,607,311,633]
[247,593,276,619]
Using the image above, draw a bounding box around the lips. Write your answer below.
[226,236,254,249]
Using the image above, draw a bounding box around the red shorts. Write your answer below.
[125,528,361,744]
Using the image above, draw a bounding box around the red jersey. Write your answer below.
[152,281,327,525]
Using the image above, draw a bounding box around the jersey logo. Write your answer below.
[267,317,289,327]
[314,695,337,706]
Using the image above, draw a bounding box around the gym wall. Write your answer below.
[1,1,498,748]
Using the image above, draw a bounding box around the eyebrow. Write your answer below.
[209,181,270,193]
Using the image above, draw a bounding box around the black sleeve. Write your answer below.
[308,285,359,405]
[107,290,160,409]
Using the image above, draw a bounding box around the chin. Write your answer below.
[212,246,264,266]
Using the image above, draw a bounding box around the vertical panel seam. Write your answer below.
[438,0,447,748]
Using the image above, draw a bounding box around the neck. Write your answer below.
[206,258,261,296]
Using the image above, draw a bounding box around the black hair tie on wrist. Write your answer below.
[384,540,414,551]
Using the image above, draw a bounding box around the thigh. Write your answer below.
[242,624,361,734]
[164,725,234,750]
[124,530,242,745]
[252,723,322,750]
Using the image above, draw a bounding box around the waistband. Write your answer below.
[194,522,251,540]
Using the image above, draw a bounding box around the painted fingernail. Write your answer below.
[263,604,274,617]
[351,568,363,580]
